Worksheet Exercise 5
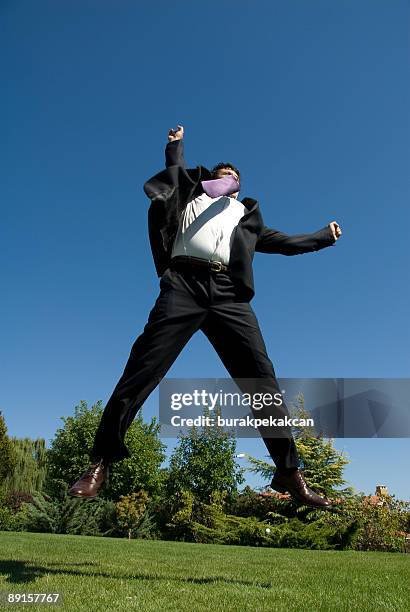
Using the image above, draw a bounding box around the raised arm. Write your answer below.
[165,124,185,168]
[255,222,342,255]
[144,124,196,202]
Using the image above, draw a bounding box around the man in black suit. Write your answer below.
[69,125,342,507]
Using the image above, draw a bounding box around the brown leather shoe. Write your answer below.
[68,459,109,499]
[271,468,332,509]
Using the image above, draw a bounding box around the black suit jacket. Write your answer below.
[143,139,336,301]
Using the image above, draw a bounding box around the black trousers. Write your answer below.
[91,263,300,471]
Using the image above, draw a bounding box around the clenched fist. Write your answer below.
[329,221,342,241]
[168,125,184,142]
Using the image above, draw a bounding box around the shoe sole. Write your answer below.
[68,490,98,499]
[271,481,332,509]
[271,482,287,494]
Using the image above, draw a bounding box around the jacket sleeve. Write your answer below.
[143,139,196,203]
[165,139,186,168]
[255,224,336,255]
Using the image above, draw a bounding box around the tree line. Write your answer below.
[0,398,409,552]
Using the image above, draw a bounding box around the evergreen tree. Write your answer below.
[115,490,150,539]
[247,394,351,499]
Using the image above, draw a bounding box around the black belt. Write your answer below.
[170,255,229,273]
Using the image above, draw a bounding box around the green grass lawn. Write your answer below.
[0,532,409,612]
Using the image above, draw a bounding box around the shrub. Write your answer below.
[318,494,410,552]
[115,491,155,540]
[18,491,115,536]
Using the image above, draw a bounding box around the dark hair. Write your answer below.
[210,162,241,181]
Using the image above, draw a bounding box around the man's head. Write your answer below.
[210,162,241,199]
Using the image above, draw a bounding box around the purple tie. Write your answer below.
[201,174,240,198]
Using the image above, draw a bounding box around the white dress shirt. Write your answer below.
[171,192,247,265]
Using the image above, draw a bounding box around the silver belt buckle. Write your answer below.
[210,260,223,272]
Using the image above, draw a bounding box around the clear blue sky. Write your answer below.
[1,1,409,499]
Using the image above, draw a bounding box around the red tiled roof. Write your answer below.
[260,491,291,500]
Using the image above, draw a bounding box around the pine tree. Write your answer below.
[247,393,352,498]
[115,491,150,539]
